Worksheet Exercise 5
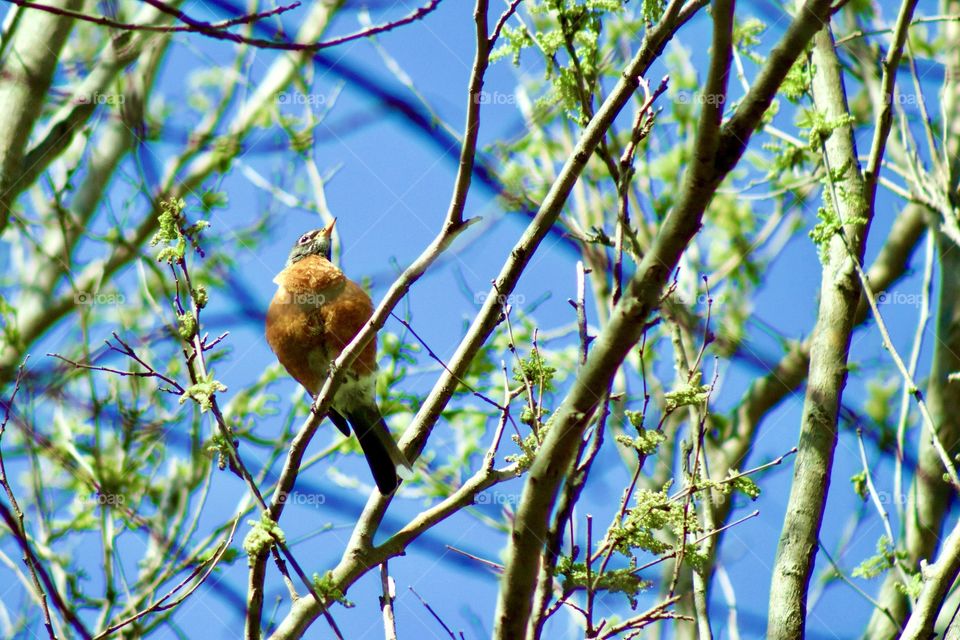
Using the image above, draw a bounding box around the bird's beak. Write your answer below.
[321,218,337,238]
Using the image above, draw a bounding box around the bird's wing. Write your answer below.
[319,279,378,377]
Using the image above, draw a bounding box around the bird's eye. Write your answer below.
[297,234,312,245]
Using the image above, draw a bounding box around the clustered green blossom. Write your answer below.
[181,373,227,413]
[243,512,286,564]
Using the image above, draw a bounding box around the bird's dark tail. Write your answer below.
[344,405,412,495]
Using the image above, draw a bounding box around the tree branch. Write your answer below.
[766,12,888,637]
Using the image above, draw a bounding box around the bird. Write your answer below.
[265,220,412,494]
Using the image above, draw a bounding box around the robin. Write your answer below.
[265,220,411,494]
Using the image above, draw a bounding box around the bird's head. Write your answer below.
[286,219,336,267]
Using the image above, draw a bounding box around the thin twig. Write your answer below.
[10,0,443,52]
[389,312,505,411]
[489,0,524,45]
[443,545,504,573]
[48,340,183,395]
[632,510,760,575]
[93,515,241,639]
[3,0,301,33]
[668,446,797,504]
[409,587,458,639]
[817,540,902,632]
[484,362,514,471]
[854,429,911,589]
[836,13,960,46]
[585,514,595,633]
[302,0,442,49]
[380,562,397,640]
[894,231,934,528]
[568,260,590,367]
[599,594,684,639]
[861,0,922,204]
[613,75,669,305]
[838,234,960,491]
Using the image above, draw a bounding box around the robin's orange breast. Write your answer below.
[266,255,378,394]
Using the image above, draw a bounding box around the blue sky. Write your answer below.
[1,0,946,637]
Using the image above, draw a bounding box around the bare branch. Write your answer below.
[900,517,960,638]
[862,0,921,204]
[48,330,185,394]
[9,0,442,51]
[1,0,301,33]
[379,563,398,640]
[410,586,458,639]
